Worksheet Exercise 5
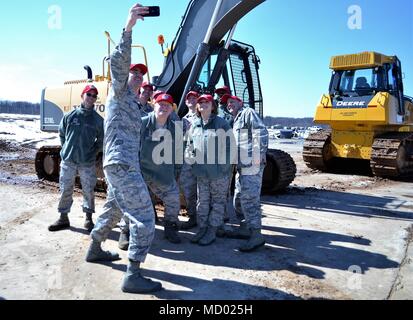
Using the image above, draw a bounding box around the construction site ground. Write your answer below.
[0,116,412,300]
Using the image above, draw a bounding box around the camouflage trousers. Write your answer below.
[179,163,197,219]
[58,161,97,215]
[119,179,180,232]
[233,166,265,230]
[118,188,157,232]
[197,175,231,228]
[91,164,155,263]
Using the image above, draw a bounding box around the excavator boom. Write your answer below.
[155,0,265,101]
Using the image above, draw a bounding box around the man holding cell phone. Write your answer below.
[86,3,162,294]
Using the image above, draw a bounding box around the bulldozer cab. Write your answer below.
[331,67,386,98]
[328,53,408,115]
[192,40,264,118]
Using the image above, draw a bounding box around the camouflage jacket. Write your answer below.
[103,30,143,169]
[217,103,234,126]
[140,101,154,117]
[182,110,199,134]
[233,107,268,168]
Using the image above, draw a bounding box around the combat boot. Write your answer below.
[84,212,94,232]
[164,221,181,244]
[190,227,207,244]
[118,229,130,251]
[216,226,226,238]
[198,226,217,246]
[48,214,70,232]
[239,229,266,252]
[121,261,162,294]
[180,216,197,230]
[224,222,251,239]
[85,240,120,262]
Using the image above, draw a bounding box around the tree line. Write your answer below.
[0,100,40,115]
[263,116,316,128]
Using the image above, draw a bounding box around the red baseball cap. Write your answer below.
[197,94,214,103]
[186,91,199,99]
[155,93,174,105]
[141,81,154,90]
[222,94,242,104]
[130,64,148,75]
[215,86,231,95]
[82,85,98,96]
[153,90,165,100]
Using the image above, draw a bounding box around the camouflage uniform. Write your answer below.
[216,104,234,221]
[58,161,97,215]
[187,114,233,229]
[232,107,268,229]
[140,102,154,117]
[91,30,155,263]
[233,166,265,228]
[118,100,155,233]
[92,165,154,262]
[217,103,234,126]
[197,176,230,228]
[146,180,180,224]
[178,163,197,219]
[57,106,103,217]
[179,110,199,220]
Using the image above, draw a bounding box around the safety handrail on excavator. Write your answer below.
[104,31,151,83]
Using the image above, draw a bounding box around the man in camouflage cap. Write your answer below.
[139,81,154,116]
[226,95,268,252]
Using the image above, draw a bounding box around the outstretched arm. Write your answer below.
[110,4,149,97]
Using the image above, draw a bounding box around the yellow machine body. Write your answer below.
[314,52,413,161]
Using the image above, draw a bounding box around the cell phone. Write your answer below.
[142,6,160,17]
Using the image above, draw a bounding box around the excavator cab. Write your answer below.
[194,40,263,117]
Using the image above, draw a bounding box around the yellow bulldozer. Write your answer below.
[303,51,413,178]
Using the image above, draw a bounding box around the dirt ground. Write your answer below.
[0,137,412,300]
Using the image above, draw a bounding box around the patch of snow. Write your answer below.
[0,114,60,148]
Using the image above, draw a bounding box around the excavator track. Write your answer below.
[303,129,333,171]
[370,132,413,178]
[35,146,61,183]
[262,149,297,194]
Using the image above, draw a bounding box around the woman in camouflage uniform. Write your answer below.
[186,94,234,246]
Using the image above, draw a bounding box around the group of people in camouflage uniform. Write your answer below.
[48,3,269,294]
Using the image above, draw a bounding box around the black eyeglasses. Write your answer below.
[86,93,98,98]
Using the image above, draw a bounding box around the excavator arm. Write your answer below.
[154,0,265,108]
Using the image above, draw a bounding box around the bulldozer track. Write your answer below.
[262,149,297,194]
[371,132,413,178]
[303,129,332,171]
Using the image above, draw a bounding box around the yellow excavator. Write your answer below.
[35,0,297,194]
[303,51,413,178]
